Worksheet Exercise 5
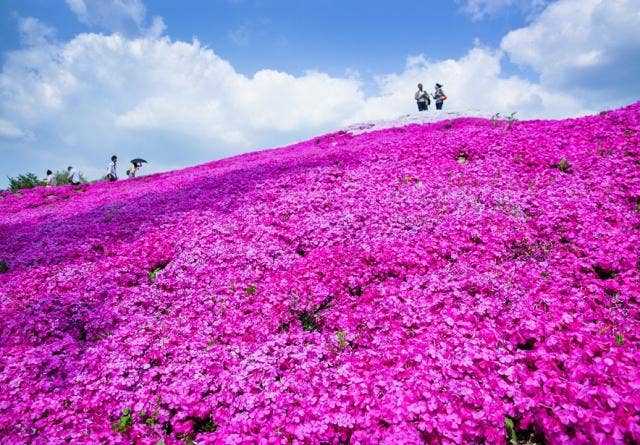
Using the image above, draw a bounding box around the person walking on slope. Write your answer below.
[45,170,57,187]
[67,166,80,185]
[107,155,118,181]
[415,83,430,111]
[433,83,447,110]
[127,162,141,178]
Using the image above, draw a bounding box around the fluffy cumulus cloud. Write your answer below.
[1,0,638,185]
[350,47,586,124]
[501,0,640,103]
[0,33,365,182]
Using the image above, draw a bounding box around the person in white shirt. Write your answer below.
[414,83,430,111]
[107,155,118,181]
[67,166,80,185]
[45,170,57,187]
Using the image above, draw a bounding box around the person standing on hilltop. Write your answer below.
[107,155,118,181]
[433,83,447,110]
[414,83,430,111]
[67,166,80,185]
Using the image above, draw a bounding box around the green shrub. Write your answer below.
[55,170,69,185]
[56,170,89,185]
[7,172,44,192]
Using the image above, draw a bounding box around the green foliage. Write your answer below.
[54,170,70,185]
[148,263,169,283]
[245,284,257,296]
[140,410,158,426]
[336,331,347,349]
[57,170,90,186]
[7,170,90,191]
[505,416,517,445]
[556,157,571,173]
[0,260,7,274]
[113,408,133,433]
[616,333,624,345]
[504,112,518,131]
[8,172,44,192]
[193,416,218,433]
[558,158,569,171]
[298,296,334,332]
[300,311,317,332]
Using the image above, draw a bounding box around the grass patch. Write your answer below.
[113,408,133,433]
[505,416,517,445]
[336,331,347,349]
[148,262,169,283]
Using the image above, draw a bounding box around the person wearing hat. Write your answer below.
[433,83,447,110]
[414,83,430,111]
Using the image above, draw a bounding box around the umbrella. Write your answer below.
[130,158,147,164]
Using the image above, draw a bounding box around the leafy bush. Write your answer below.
[7,173,44,192]
[56,170,89,185]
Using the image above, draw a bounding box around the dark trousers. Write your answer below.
[436,101,443,110]
[417,101,428,111]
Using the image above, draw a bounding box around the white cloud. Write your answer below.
[65,0,165,36]
[458,0,549,21]
[18,16,56,47]
[0,33,366,182]
[501,0,640,103]
[349,47,587,124]
[0,119,26,140]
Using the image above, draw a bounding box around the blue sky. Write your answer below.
[1,0,639,187]
[0,0,534,79]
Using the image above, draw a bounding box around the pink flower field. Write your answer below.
[1,103,640,444]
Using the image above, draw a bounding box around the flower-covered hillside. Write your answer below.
[1,103,640,444]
